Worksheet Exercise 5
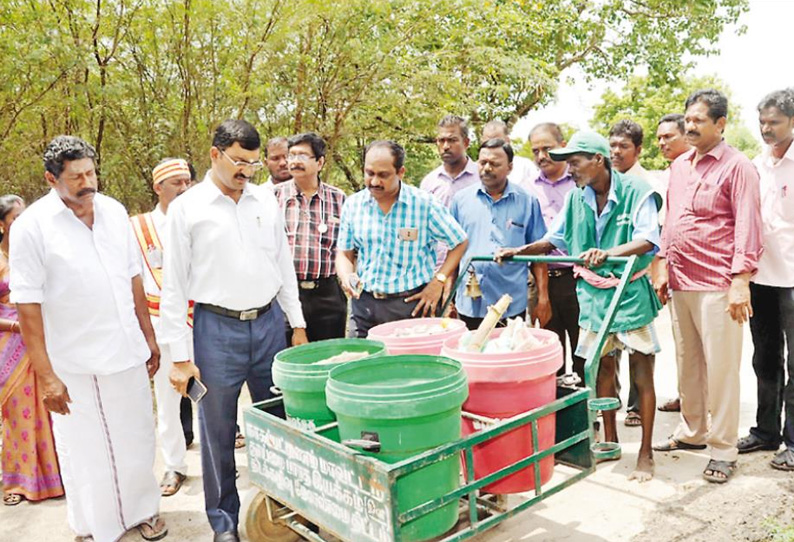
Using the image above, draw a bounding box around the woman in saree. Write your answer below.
[1,194,64,505]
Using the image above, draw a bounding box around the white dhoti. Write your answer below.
[52,364,161,542]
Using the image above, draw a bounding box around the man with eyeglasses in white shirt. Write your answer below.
[160,119,307,542]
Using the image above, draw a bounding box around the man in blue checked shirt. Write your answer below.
[336,140,468,337]
[450,138,550,330]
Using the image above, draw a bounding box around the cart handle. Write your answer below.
[440,254,632,317]
[342,439,381,453]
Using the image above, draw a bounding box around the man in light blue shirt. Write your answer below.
[337,140,468,336]
[450,138,549,329]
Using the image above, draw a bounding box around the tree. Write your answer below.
[0,0,749,211]
[591,73,760,171]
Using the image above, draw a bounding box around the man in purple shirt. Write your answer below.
[421,115,480,278]
[525,122,585,382]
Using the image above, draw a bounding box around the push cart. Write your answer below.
[242,255,637,542]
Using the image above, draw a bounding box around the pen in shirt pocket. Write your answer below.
[507,219,524,228]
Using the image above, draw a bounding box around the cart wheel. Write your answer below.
[240,489,306,542]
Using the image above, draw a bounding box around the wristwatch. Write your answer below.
[434,272,447,284]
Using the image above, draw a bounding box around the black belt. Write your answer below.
[549,267,574,278]
[197,302,272,321]
[365,284,425,300]
[298,276,338,290]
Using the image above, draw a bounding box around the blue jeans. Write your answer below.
[193,303,286,533]
[748,283,794,449]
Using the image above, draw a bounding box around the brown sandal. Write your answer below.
[624,411,642,427]
[136,515,168,541]
[160,471,187,497]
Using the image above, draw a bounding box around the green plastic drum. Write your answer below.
[272,338,386,440]
[326,355,468,542]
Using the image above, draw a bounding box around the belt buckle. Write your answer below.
[239,309,258,321]
[299,281,317,290]
[372,292,387,300]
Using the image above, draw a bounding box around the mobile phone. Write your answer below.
[187,377,208,403]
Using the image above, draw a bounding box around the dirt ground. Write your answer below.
[2,308,793,542]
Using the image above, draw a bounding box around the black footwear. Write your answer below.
[213,531,239,542]
[737,433,780,454]
[770,448,794,471]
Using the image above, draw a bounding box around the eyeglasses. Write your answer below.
[220,149,264,171]
[287,153,316,163]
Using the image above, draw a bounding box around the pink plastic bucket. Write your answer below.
[441,327,563,494]
[367,317,468,355]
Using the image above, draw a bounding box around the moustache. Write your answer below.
[77,187,96,197]
[686,131,700,138]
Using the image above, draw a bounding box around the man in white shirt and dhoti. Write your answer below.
[10,136,167,542]
[160,119,307,542]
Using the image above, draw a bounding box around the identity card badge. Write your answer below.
[398,227,419,241]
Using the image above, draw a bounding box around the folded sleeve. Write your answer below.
[8,218,45,304]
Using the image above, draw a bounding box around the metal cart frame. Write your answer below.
[243,255,637,542]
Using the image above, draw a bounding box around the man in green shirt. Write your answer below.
[497,131,662,482]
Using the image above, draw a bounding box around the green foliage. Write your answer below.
[591,73,760,170]
[0,0,748,211]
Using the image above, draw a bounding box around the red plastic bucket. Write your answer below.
[367,317,467,355]
[441,327,563,494]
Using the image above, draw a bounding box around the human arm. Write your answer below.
[407,239,468,317]
[725,161,762,325]
[132,274,160,378]
[272,212,307,345]
[336,249,360,299]
[0,318,20,333]
[579,192,661,267]
[158,202,201,395]
[16,303,71,415]
[530,263,551,326]
[651,256,669,305]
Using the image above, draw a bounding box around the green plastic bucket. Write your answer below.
[326,355,469,542]
[272,338,386,439]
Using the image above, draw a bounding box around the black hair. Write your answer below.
[364,140,406,170]
[0,194,23,243]
[437,115,470,140]
[609,119,644,148]
[479,138,514,163]
[43,136,97,178]
[187,161,197,181]
[287,132,327,160]
[212,119,261,152]
[658,113,685,134]
[265,136,288,156]
[483,119,509,137]
[757,88,794,118]
[685,89,729,122]
[529,122,565,143]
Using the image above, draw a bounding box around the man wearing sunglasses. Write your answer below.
[159,120,307,542]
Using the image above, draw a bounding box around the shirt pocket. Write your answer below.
[688,180,723,216]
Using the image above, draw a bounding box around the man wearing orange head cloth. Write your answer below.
[131,158,192,498]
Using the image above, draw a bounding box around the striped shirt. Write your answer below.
[274,180,346,280]
[338,182,467,294]
[660,140,763,291]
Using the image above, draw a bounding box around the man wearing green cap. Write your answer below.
[497,131,662,482]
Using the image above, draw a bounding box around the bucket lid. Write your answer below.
[326,355,469,420]
[273,338,386,392]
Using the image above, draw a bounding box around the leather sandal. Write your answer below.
[160,471,187,497]
[624,411,642,427]
[771,448,794,471]
[703,459,737,483]
[652,436,707,452]
[136,515,168,541]
[657,398,681,412]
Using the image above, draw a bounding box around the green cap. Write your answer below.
[549,131,610,161]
